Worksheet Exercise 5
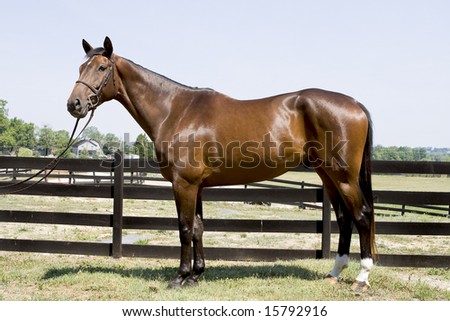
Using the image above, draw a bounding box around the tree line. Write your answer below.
[0,99,154,158]
[372,145,449,161]
[0,99,448,161]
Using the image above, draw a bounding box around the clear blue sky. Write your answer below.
[1,0,449,147]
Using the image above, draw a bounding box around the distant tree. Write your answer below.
[412,147,427,161]
[17,147,33,157]
[0,127,15,151]
[0,100,9,134]
[373,145,402,160]
[0,100,13,151]
[103,132,121,155]
[132,133,155,158]
[37,126,56,156]
[398,146,413,161]
[81,126,105,145]
[10,117,36,150]
[0,100,35,153]
[54,130,73,157]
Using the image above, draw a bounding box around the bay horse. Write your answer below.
[67,37,376,291]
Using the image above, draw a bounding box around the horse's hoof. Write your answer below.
[167,282,181,290]
[351,280,370,292]
[182,276,199,287]
[167,279,183,290]
[325,275,339,285]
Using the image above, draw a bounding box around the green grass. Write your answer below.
[0,253,448,301]
[0,174,448,300]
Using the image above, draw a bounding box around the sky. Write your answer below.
[0,0,449,147]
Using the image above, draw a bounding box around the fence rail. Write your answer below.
[0,154,449,268]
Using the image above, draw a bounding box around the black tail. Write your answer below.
[358,103,376,259]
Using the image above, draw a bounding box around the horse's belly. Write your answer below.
[201,164,292,187]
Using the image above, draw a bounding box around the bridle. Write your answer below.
[0,55,116,194]
[75,55,116,110]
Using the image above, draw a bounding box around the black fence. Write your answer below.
[0,154,449,267]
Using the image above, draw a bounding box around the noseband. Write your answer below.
[75,55,115,110]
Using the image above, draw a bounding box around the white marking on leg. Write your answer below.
[328,254,349,279]
[355,258,373,284]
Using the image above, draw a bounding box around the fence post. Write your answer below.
[321,186,331,259]
[112,150,124,258]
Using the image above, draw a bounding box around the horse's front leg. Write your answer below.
[190,191,205,283]
[168,181,199,289]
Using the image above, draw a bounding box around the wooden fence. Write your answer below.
[0,153,449,268]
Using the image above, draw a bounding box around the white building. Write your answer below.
[71,139,103,158]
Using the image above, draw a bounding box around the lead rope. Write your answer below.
[0,109,96,194]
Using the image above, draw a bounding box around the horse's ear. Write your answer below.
[82,39,93,55]
[103,36,113,57]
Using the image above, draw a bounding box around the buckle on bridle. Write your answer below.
[87,94,99,110]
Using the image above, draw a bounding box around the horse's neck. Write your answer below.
[114,55,187,142]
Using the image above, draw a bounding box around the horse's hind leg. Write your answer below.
[326,197,353,283]
[336,180,374,291]
[317,170,352,284]
[318,167,374,290]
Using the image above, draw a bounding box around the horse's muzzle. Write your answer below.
[67,97,89,118]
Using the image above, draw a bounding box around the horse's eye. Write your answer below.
[98,64,107,72]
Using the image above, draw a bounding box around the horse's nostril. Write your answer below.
[68,98,82,113]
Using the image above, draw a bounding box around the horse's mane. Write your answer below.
[84,48,214,92]
[123,57,214,92]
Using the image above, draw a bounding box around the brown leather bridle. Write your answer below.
[75,55,116,111]
[0,56,115,194]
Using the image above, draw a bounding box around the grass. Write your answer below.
[0,173,449,300]
[0,252,449,301]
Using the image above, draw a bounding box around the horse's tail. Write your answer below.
[358,103,377,260]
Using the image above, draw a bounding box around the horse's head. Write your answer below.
[67,37,117,118]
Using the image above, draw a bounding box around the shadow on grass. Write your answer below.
[41,263,322,283]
